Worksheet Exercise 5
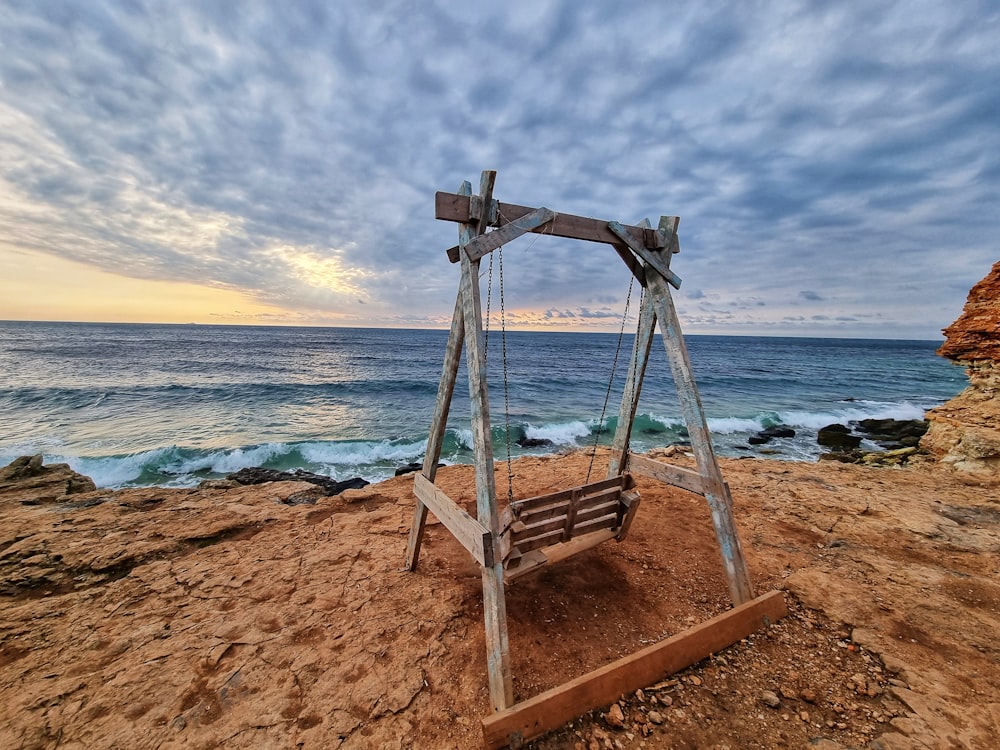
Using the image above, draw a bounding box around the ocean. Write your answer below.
[0,321,966,489]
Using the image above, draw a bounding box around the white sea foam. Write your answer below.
[706,416,765,434]
[299,439,426,466]
[68,446,176,488]
[452,428,474,450]
[777,400,931,429]
[160,443,294,476]
[524,421,591,444]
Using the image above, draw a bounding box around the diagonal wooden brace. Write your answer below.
[461,207,556,261]
[608,220,682,289]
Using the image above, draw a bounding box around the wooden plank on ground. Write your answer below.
[437,193,665,257]
[481,590,788,749]
[628,453,706,496]
[413,474,492,567]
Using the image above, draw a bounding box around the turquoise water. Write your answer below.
[0,322,965,488]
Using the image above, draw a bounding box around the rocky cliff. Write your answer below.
[922,261,1000,472]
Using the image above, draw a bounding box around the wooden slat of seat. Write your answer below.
[511,499,620,543]
[515,487,622,526]
[503,528,619,583]
[513,475,627,513]
[513,511,619,555]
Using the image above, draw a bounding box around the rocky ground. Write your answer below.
[1,449,997,749]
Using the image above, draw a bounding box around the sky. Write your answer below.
[0,1,997,339]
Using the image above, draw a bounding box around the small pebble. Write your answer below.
[605,704,625,729]
[761,690,781,709]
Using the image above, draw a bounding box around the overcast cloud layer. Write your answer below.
[1,0,997,337]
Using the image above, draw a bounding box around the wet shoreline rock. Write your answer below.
[817,420,929,466]
[817,424,862,450]
[226,467,368,498]
[748,425,796,445]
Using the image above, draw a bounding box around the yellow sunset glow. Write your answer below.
[0,245,287,324]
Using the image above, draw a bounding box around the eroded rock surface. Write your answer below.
[1,452,997,749]
[923,261,1000,473]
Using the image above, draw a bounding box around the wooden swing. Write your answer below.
[405,171,786,748]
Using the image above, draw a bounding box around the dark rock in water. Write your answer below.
[517,436,553,448]
[855,418,929,448]
[817,424,862,449]
[227,467,368,496]
[394,462,444,477]
[763,425,796,439]
[748,425,796,445]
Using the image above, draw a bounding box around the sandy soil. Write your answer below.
[1,450,997,749]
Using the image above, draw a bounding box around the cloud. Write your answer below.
[0,0,997,338]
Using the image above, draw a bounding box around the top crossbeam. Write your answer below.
[436,191,668,262]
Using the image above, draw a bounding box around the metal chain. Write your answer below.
[498,246,514,505]
[483,253,493,362]
[587,276,635,483]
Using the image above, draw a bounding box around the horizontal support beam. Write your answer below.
[481,590,788,749]
[628,453,706,496]
[437,192,665,261]
[413,473,494,568]
[462,207,555,261]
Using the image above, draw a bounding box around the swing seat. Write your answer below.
[500,474,640,581]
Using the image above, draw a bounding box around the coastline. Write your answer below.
[1,449,996,748]
[1,323,964,489]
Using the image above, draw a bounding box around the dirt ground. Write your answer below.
[1,449,997,749]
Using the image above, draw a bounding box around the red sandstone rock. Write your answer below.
[1,452,997,749]
[922,261,1000,472]
[937,261,1000,362]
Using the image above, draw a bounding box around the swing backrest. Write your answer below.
[500,474,638,573]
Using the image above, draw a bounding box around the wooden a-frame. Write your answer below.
[405,171,786,748]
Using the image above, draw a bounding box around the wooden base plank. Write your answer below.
[481,590,788,749]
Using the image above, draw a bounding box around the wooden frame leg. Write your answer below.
[405,290,465,571]
[462,172,514,711]
[646,271,754,605]
[607,287,656,478]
